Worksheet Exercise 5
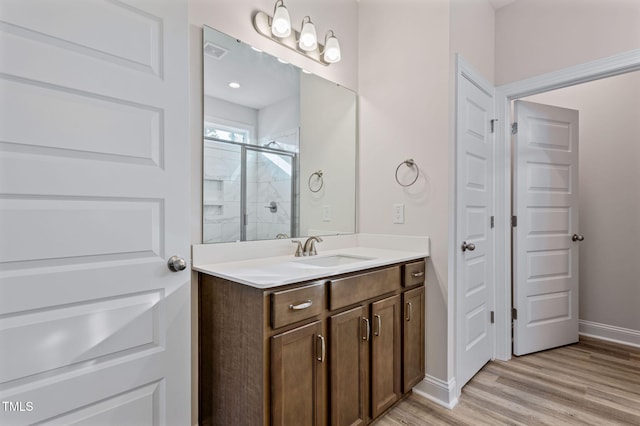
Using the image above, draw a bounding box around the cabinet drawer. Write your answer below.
[403,260,426,287]
[329,266,401,310]
[271,282,325,329]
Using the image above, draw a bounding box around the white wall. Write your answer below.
[358,0,496,402]
[495,0,640,85]
[257,95,299,140]
[204,95,258,131]
[450,0,495,84]
[524,71,640,335]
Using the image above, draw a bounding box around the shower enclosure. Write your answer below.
[203,137,297,243]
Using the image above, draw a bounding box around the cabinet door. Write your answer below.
[370,295,402,419]
[403,286,425,392]
[329,306,368,426]
[271,320,326,426]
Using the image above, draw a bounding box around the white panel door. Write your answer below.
[0,0,190,424]
[513,100,580,356]
[456,69,494,388]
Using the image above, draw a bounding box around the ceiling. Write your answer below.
[488,0,516,9]
[203,28,299,110]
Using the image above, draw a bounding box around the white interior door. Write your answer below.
[513,100,580,356]
[456,65,495,388]
[0,0,190,424]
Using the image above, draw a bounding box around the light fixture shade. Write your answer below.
[271,2,291,38]
[323,33,341,63]
[298,17,317,52]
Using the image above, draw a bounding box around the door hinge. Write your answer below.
[511,122,518,134]
[490,119,498,134]
[511,215,517,227]
[512,308,518,320]
[490,216,495,228]
[490,311,495,324]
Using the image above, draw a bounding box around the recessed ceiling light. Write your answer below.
[228,82,241,89]
[277,58,289,64]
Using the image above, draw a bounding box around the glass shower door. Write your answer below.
[243,146,296,241]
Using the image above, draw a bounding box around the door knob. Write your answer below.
[572,234,585,242]
[461,241,476,252]
[167,255,187,272]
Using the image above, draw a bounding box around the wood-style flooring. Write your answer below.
[376,337,640,425]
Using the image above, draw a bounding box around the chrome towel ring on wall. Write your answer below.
[395,159,419,187]
[308,170,324,192]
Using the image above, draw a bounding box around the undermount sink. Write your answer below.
[295,254,375,267]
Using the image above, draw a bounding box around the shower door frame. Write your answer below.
[241,144,297,241]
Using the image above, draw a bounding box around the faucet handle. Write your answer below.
[306,236,323,256]
[292,240,304,257]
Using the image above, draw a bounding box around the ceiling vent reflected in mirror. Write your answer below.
[204,41,229,60]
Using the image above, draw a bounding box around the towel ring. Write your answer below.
[308,170,324,193]
[395,159,419,187]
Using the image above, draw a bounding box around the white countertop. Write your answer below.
[192,234,430,289]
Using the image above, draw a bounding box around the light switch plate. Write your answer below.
[393,203,404,224]
[322,205,331,222]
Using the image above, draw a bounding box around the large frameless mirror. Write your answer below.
[202,26,357,243]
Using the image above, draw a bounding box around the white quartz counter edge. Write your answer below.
[193,247,428,289]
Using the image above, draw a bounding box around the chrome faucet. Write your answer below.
[292,240,304,257]
[303,236,323,256]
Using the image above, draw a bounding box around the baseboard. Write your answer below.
[579,320,640,348]
[412,375,459,409]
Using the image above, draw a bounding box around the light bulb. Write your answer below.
[323,33,341,63]
[271,2,291,38]
[298,17,317,52]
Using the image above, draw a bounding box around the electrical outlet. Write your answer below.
[393,203,404,224]
[322,205,331,222]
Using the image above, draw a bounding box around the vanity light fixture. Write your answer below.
[323,31,341,63]
[253,1,341,66]
[298,17,317,52]
[270,0,291,38]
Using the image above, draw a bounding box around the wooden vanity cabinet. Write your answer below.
[199,259,426,426]
[402,286,425,392]
[370,294,402,419]
[329,306,368,426]
[271,320,326,426]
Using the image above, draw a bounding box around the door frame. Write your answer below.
[492,49,640,361]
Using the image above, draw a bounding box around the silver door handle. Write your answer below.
[317,334,325,362]
[374,314,381,337]
[405,302,413,322]
[289,300,312,310]
[461,241,476,252]
[572,234,585,242]
[362,318,370,341]
[167,255,187,272]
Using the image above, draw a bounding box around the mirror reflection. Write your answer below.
[203,26,356,243]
